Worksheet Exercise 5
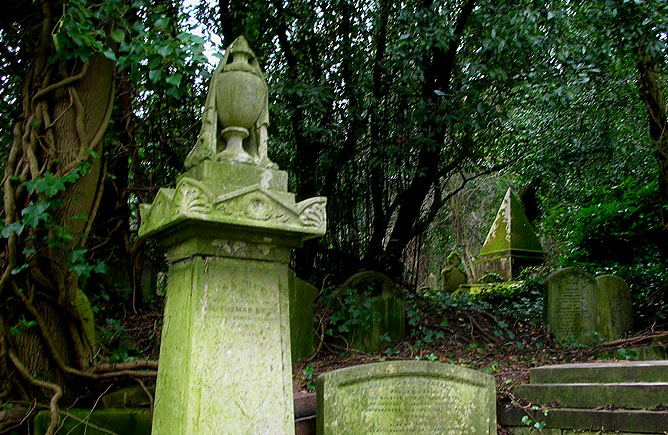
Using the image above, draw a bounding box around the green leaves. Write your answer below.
[110,29,126,43]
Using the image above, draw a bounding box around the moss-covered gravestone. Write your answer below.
[440,252,468,292]
[544,268,597,343]
[289,272,318,363]
[139,37,326,434]
[595,274,633,341]
[317,361,496,434]
[476,188,545,280]
[335,271,405,353]
[545,268,632,343]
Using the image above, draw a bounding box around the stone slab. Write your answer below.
[530,361,668,384]
[544,268,597,343]
[498,403,668,433]
[317,361,496,434]
[33,409,151,435]
[595,274,633,341]
[514,382,668,409]
[290,273,318,363]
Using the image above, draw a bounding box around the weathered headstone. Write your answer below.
[139,36,326,434]
[441,252,468,292]
[317,361,497,434]
[476,188,545,281]
[335,271,405,353]
[595,274,633,341]
[544,268,598,343]
[289,271,318,363]
[545,269,633,343]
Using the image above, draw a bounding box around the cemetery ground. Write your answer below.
[100,282,668,434]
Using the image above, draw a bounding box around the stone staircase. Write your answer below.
[499,361,668,434]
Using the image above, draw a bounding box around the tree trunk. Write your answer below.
[635,48,668,233]
[0,0,115,424]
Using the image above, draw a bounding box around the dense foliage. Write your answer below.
[0,0,666,431]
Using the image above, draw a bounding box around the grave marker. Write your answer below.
[335,271,405,353]
[139,37,326,434]
[545,269,633,343]
[595,274,633,341]
[317,361,496,434]
[544,268,597,343]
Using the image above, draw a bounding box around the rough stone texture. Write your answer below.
[441,252,468,292]
[595,274,633,341]
[317,361,496,434]
[498,403,668,433]
[475,188,545,281]
[139,36,326,435]
[544,269,633,343]
[101,386,155,408]
[544,268,598,343]
[336,271,405,353]
[513,382,668,409]
[290,272,318,363]
[530,361,668,384]
[33,409,151,435]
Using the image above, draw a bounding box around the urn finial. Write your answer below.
[185,36,276,169]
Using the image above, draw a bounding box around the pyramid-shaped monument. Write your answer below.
[476,188,545,280]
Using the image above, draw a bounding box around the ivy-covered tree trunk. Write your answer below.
[0,2,140,432]
[636,49,668,233]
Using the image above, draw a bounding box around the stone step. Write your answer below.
[514,382,668,409]
[530,361,668,384]
[497,402,668,434]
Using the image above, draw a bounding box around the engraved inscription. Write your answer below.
[192,259,292,433]
[339,377,479,434]
[548,270,597,342]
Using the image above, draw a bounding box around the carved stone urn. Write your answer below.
[216,38,267,162]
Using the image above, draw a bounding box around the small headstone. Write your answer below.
[595,275,632,341]
[426,272,439,291]
[544,268,597,343]
[441,252,468,292]
[335,271,405,352]
[289,272,318,363]
[317,361,497,434]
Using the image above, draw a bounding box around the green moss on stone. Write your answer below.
[479,188,544,259]
[33,409,151,435]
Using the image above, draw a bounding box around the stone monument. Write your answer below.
[139,36,326,434]
[334,271,405,353]
[544,268,597,343]
[545,268,633,343]
[476,188,545,281]
[595,274,633,341]
[317,361,497,434]
[440,251,468,292]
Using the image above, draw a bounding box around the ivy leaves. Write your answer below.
[0,165,105,284]
[50,0,207,100]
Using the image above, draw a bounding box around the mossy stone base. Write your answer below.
[499,402,668,434]
[530,361,668,384]
[33,409,151,435]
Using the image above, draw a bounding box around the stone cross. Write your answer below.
[139,36,326,434]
